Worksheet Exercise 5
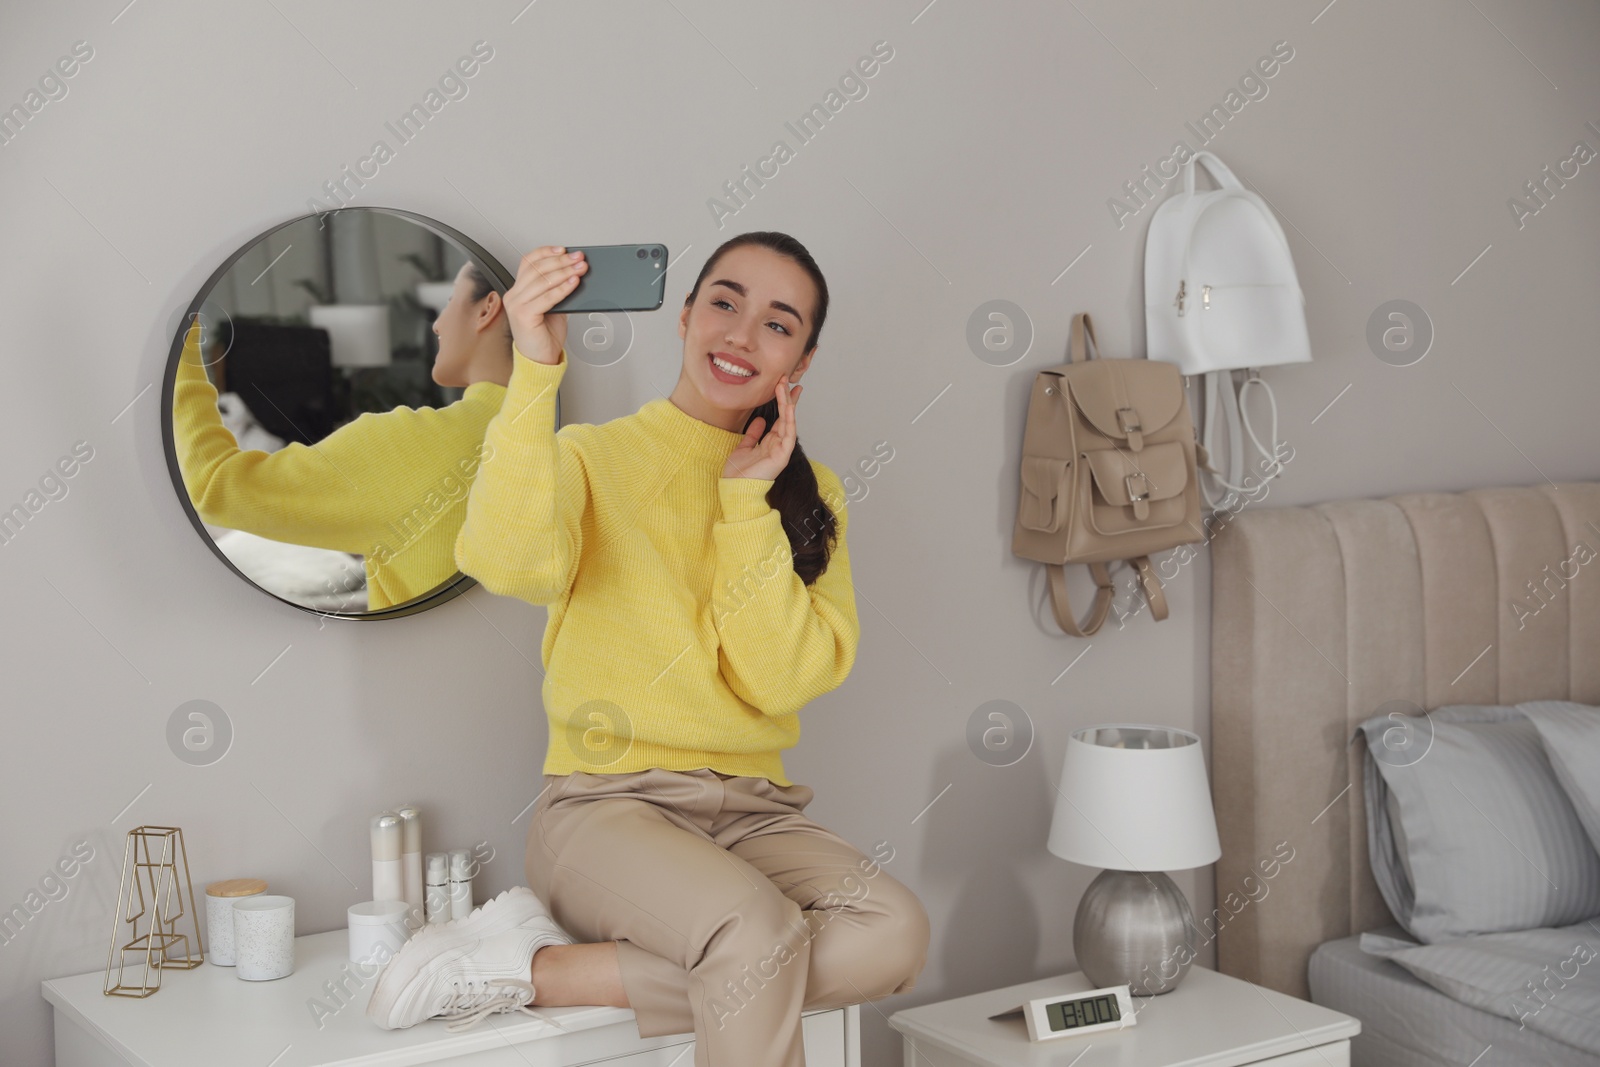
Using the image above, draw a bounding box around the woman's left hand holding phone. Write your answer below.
[504,246,587,366]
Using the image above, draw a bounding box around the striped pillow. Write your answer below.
[1358,704,1600,943]
[1519,701,1600,856]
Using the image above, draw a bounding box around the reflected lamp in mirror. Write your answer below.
[415,281,456,313]
[309,304,392,369]
[1047,724,1222,996]
[161,205,550,620]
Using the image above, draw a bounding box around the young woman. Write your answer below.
[366,233,931,1064]
[172,260,514,610]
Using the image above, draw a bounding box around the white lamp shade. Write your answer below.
[1047,724,1221,872]
[309,304,392,368]
[415,281,456,313]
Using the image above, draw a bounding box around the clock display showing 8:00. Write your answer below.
[1048,993,1122,1031]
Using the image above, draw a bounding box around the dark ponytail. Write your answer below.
[684,232,837,586]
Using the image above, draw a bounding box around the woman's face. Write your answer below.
[677,245,816,416]
[431,263,498,387]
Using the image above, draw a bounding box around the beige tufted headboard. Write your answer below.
[1208,480,1600,999]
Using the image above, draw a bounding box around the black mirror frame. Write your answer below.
[160,205,539,621]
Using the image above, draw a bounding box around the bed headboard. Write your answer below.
[1209,479,1600,999]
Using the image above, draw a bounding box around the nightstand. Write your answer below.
[888,965,1359,1067]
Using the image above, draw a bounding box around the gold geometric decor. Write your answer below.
[103,826,204,997]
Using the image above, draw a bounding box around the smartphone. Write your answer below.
[547,243,668,313]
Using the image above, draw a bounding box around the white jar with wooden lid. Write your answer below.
[205,878,266,966]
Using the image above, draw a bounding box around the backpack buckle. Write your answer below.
[1125,471,1151,520]
[1117,407,1145,451]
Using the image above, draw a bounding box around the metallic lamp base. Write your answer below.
[1071,869,1196,995]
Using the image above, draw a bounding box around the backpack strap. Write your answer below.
[1045,561,1115,637]
[1068,312,1100,363]
[1184,151,1245,195]
[1044,558,1169,633]
[1132,556,1169,622]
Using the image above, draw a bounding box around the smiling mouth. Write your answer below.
[708,352,756,381]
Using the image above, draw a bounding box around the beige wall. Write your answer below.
[2,2,1597,1063]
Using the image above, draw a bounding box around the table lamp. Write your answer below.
[1047,723,1221,996]
[308,304,392,369]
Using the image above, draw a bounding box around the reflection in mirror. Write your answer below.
[162,207,542,619]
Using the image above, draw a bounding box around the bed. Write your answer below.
[1208,479,1600,1066]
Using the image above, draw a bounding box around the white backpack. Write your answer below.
[1143,151,1310,510]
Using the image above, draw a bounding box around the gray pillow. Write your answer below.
[1518,701,1600,854]
[1356,704,1600,943]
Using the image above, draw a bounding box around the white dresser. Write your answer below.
[43,929,860,1066]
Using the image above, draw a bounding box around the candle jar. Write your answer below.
[204,879,267,967]
[348,900,411,967]
[232,895,295,981]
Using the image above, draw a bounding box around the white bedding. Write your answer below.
[1310,926,1600,1067]
[212,528,368,611]
[1358,922,1600,1055]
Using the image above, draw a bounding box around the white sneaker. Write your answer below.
[366,887,574,1031]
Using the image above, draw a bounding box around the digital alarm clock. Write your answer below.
[986,982,1137,1042]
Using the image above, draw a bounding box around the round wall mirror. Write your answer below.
[161,206,547,619]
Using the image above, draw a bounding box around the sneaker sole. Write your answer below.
[366,888,551,1029]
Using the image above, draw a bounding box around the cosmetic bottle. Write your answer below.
[396,805,424,924]
[425,853,451,924]
[449,849,473,920]
[370,812,403,903]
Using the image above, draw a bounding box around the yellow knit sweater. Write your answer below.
[454,347,859,786]
[172,321,506,611]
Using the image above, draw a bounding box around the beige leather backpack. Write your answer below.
[1011,313,1205,636]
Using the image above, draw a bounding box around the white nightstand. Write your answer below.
[42,929,860,1066]
[888,965,1359,1067]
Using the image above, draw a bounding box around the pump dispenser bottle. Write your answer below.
[448,849,473,920]
[370,812,403,903]
[425,853,451,924]
[396,805,423,925]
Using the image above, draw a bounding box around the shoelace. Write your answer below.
[437,977,543,1032]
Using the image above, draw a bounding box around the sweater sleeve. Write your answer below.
[453,346,589,605]
[171,320,498,554]
[710,462,860,717]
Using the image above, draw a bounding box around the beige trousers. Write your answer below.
[525,766,930,1066]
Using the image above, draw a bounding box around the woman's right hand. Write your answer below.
[504,246,587,365]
